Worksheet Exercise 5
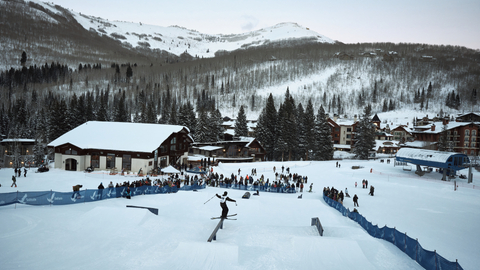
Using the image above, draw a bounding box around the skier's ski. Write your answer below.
[211,213,237,220]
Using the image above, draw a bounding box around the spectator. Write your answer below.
[72,185,82,198]
[353,194,359,207]
[11,175,17,187]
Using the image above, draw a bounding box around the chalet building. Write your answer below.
[328,118,341,144]
[48,121,193,172]
[191,137,266,163]
[334,52,354,60]
[0,139,36,168]
[412,118,479,155]
[329,116,357,151]
[376,141,400,155]
[456,112,480,122]
[391,125,414,143]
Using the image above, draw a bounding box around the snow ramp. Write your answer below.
[167,241,238,270]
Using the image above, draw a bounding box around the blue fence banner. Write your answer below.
[0,184,206,207]
[322,195,463,270]
[218,183,296,194]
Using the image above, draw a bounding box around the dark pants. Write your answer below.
[220,202,228,218]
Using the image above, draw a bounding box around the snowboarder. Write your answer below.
[24,168,27,177]
[216,191,236,218]
[345,187,350,197]
[308,183,313,192]
[353,194,359,207]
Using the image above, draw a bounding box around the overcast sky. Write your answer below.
[52,0,480,49]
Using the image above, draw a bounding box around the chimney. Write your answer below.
[431,124,435,131]
[443,117,449,125]
[333,114,338,122]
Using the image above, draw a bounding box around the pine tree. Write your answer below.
[295,103,307,160]
[255,93,277,161]
[314,105,333,160]
[21,51,27,66]
[427,82,433,98]
[234,105,248,137]
[304,99,316,160]
[353,105,375,160]
[209,109,223,141]
[194,109,209,142]
[437,123,448,152]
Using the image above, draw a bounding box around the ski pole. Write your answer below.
[204,194,216,204]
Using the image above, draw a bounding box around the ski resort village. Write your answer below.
[1,0,480,269]
[1,110,480,270]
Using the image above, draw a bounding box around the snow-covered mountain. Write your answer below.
[23,0,335,58]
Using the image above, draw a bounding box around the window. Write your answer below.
[346,134,351,139]
[170,145,176,151]
[122,155,131,171]
[170,137,176,144]
[106,153,115,169]
[91,154,99,168]
[465,130,470,136]
[465,142,469,147]
[347,128,352,132]
[160,145,166,153]
[473,130,477,136]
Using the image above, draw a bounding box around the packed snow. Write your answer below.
[1,155,479,270]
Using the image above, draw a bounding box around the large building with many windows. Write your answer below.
[48,121,193,173]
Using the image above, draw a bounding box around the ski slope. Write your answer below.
[0,157,479,270]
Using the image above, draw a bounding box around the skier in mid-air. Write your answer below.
[216,191,236,218]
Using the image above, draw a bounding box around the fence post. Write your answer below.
[15,190,18,209]
[50,190,52,207]
[404,232,407,252]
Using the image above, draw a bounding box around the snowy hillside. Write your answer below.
[29,0,335,58]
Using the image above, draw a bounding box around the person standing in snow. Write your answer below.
[216,191,236,218]
[11,175,17,187]
[369,186,375,196]
[353,194,359,207]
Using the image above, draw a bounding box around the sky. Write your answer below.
[1,156,479,269]
[50,0,480,50]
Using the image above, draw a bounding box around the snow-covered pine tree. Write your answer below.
[255,93,277,161]
[209,109,224,141]
[437,122,448,152]
[275,104,288,161]
[296,103,307,160]
[194,109,209,142]
[353,105,376,160]
[314,105,333,160]
[304,99,316,161]
[234,105,248,137]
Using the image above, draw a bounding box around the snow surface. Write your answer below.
[1,157,479,270]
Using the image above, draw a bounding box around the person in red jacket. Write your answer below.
[216,191,236,218]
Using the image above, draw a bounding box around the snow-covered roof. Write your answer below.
[1,139,36,143]
[413,121,471,134]
[396,148,459,163]
[48,121,189,153]
[196,146,224,151]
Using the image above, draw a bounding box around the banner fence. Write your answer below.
[323,195,463,270]
[0,184,206,207]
